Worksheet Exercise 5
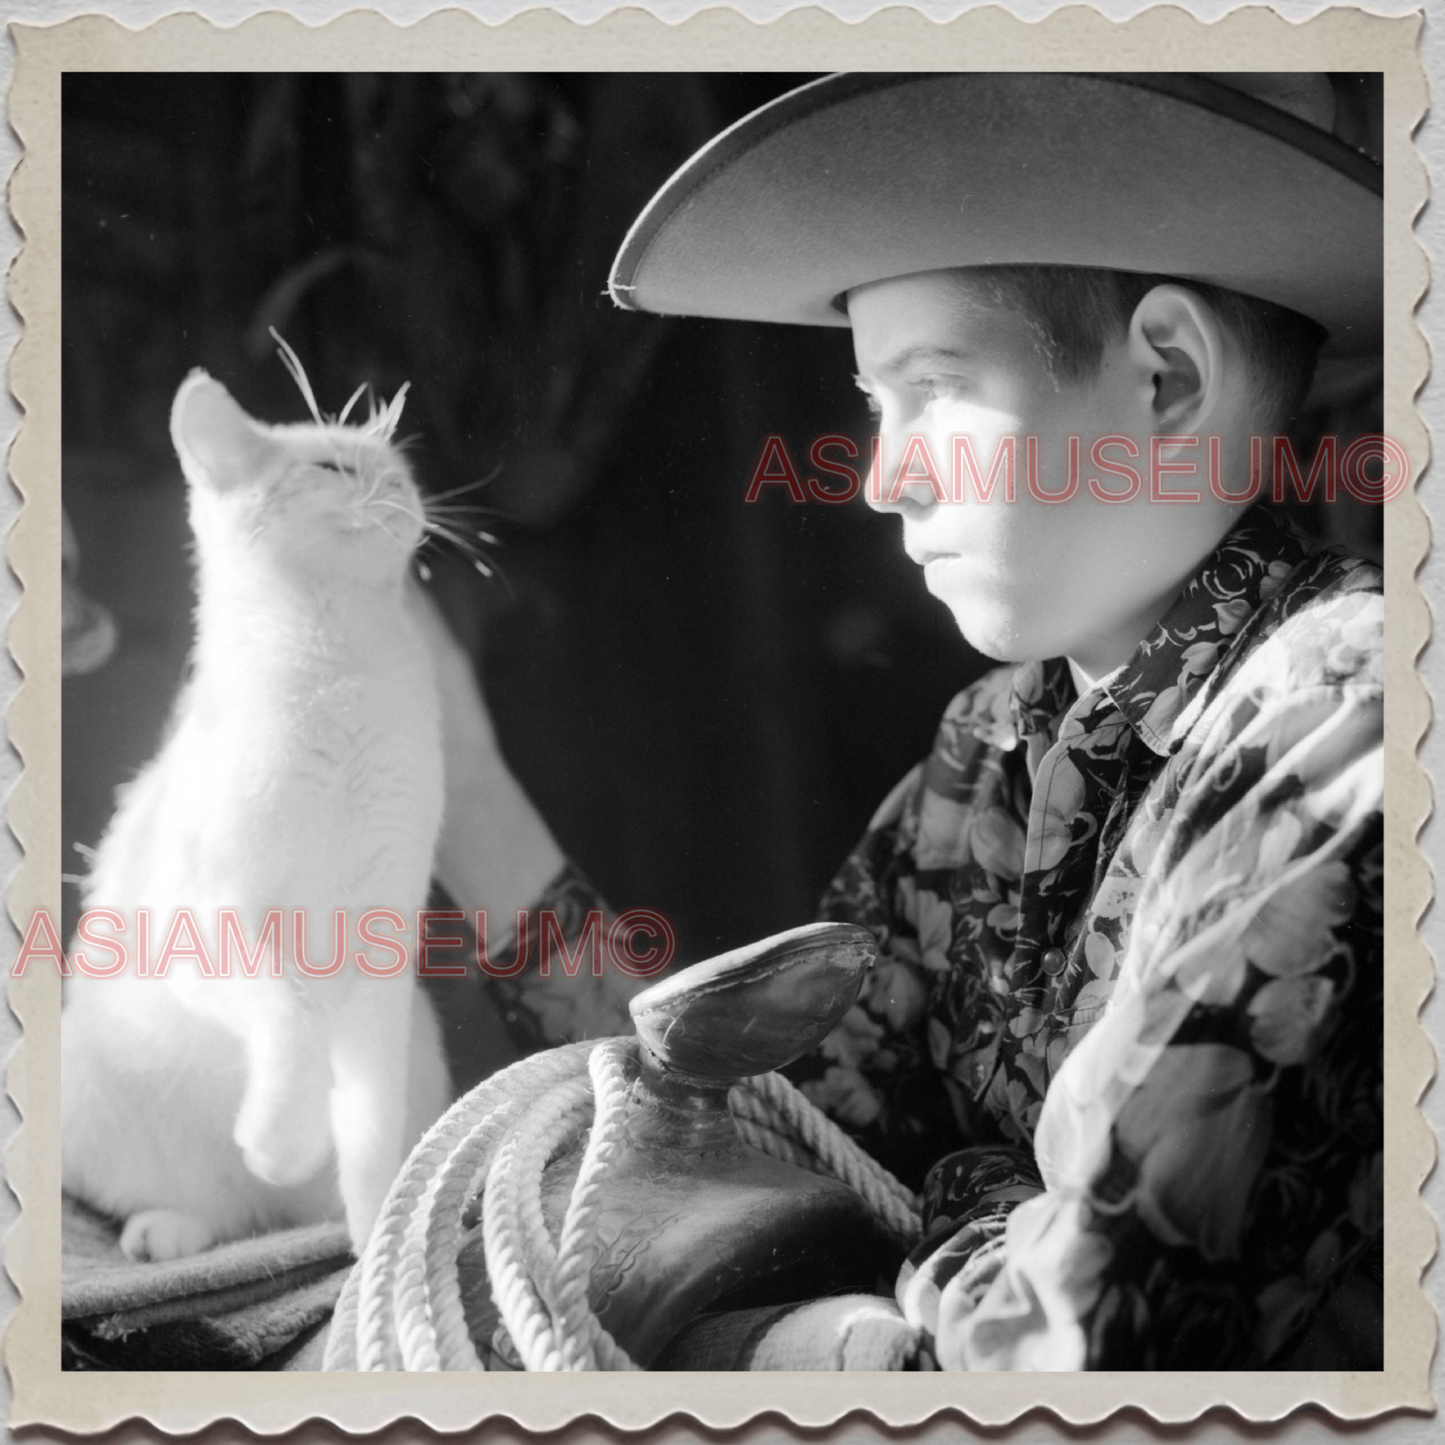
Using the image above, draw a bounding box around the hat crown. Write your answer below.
[1207,72,1336,134]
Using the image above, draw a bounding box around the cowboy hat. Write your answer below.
[608,73,1382,357]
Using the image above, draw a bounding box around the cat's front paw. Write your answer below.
[120,1209,216,1262]
[238,1135,332,1190]
[234,1100,333,1189]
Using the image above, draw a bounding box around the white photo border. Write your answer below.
[4,4,1433,1434]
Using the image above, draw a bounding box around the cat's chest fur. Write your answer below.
[89,579,445,919]
[182,582,441,907]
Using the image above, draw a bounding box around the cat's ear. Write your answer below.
[171,371,278,492]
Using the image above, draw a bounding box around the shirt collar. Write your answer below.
[1007,657,1075,746]
[1100,505,1310,754]
[1001,506,1309,757]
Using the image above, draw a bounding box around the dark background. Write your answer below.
[60,73,989,961]
[60,72,1384,971]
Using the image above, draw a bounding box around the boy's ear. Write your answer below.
[1125,285,1228,433]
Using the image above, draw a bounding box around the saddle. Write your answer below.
[322,921,921,1370]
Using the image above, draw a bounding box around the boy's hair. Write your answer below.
[962,264,1326,433]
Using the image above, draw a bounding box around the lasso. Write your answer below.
[322,1036,921,1371]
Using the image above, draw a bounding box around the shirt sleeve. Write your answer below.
[922,621,1384,1369]
[789,665,1034,1191]
[477,861,665,1054]
[789,758,982,1191]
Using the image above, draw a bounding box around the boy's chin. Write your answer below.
[943,595,1103,669]
[942,600,1045,665]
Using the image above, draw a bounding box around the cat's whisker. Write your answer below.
[421,496,508,515]
[419,508,511,538]
[419,522,507,590]
[482,555,516,599]
[352,452,409,511]
[359,459,397,508]
[337,382,370,427]
[424,467,504,506]
[412,521,512,595]
[370,384,410,443]
[270,327,326,427]
[353,467,388,510]
[364,497,429,544]
[373,514,422,551]
[422,520,491,556]
[419,493,513,554]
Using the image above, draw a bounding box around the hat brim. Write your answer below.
[609,73,1382,358]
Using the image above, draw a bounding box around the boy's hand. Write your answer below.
[406,579,565,920]
[406,576,501,769]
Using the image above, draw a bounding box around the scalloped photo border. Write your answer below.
[4,3,1433,1434]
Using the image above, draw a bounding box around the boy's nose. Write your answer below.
[864,432,946,517]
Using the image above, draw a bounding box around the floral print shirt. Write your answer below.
[491,505,1382,1372]
[790,505,1384,1370]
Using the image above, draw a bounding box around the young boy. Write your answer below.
[430,72,1384,1370]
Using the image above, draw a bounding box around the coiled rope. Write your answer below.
[323,1035,921,1371]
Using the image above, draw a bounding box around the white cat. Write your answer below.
[62,361,453,1261]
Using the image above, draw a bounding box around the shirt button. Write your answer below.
[1040,948,1068,976]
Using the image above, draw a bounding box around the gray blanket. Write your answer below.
[61,1197,352,1369]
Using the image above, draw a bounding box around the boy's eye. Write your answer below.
[912,375,970,401]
